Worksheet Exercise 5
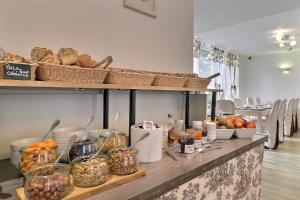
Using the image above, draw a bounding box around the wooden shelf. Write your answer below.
[0,80,222,92]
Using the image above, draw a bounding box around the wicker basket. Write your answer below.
[37,63,108,83]
[0,61,37,80]
[185,78,211,89]
[152,74,187,87]
[105,68,155,86]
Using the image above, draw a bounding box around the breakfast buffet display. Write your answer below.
[3,45,256,199]
[12,111,257,200]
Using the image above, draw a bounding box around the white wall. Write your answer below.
[0,0,194,159]
[239,50,300,103]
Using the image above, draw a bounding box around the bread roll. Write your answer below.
[58,48,78,65]
[3,53,25,63]
[78,54,93,68]
[31,47,53,61]
[40,54,61,65]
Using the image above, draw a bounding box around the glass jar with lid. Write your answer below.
[71,154,110,187]
[24,163,72,200]
[192,121,203,149]
[68,137,98,162]
[108,147,139,175]
[179,135,195,154]
[19,139,57,173]
[98,130,127,153]
[168,119,185,144]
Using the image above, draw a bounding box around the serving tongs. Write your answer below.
[94,56,113,69]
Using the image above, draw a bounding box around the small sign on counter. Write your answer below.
[3,62,31,80]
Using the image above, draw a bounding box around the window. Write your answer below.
[193,40,240,100]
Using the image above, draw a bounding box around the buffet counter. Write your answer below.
[88,134,267,200]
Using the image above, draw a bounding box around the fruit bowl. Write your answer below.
[216,129,235,139]
[234,128,256,139]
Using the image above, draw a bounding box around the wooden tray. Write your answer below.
[16,169,146,200]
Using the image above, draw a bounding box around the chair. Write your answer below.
[256,97,262,105]
[293,98,299,132]
[278,99,287,142]
[264,99,281,150]
[233,98,242,108]
[246,97,254,106]
[216,100,235,115]
[284,98,295,137]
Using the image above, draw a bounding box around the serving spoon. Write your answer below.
[82,115,95,140]
[40,119,60,141]
[111,112,120,130]
[34,135,78,177]
[89,132,150,161]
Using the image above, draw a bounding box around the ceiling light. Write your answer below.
[290,40,297,46]
[279,43,285,47]
[279,64,290,69]
[276,34,283,41]
[283,70,290,75]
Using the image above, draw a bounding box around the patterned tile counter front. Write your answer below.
[158,144,264,200]
[89,134,267,200]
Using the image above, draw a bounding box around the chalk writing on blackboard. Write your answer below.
[3,62,31,80]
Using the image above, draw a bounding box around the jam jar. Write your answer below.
[71,155,110,187]
[179,135,195,154]
[24,164,72,200]
[108,147,139,175]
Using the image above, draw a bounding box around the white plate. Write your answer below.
[234,128,256,139]
[216,129,235,139]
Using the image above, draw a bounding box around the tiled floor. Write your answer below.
[261,132,300,200]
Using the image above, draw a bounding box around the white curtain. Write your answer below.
[210,61,239,100]
[193,39,240,100]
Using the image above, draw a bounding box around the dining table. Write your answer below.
[235,106,272,132]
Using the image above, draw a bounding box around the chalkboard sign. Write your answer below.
[3,62,31,80]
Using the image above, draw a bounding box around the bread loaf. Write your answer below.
[3,53,25,63]
[31,47,53,61]
[58,48,78,65]
[78,54,93,68]
[40,54,61,65]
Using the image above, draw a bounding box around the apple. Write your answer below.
[242,119,248,128]
[234,120,244,129]
[246,121,256,128]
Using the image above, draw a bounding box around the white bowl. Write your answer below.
[89,129,115,138]
[52,127,85,140]
[10,137,41,168]
[234,128,256,139]
[216,129,235,139]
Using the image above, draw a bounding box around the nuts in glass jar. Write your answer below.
[108,148,139,175]
[99,132,126,153]
[24,164,72,200]
[71,156,110,187]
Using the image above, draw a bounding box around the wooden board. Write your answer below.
[0,80,222,92]
[16,169,146,200]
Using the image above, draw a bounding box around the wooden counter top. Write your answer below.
[0,80,222,93]
[88,134,268,200]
